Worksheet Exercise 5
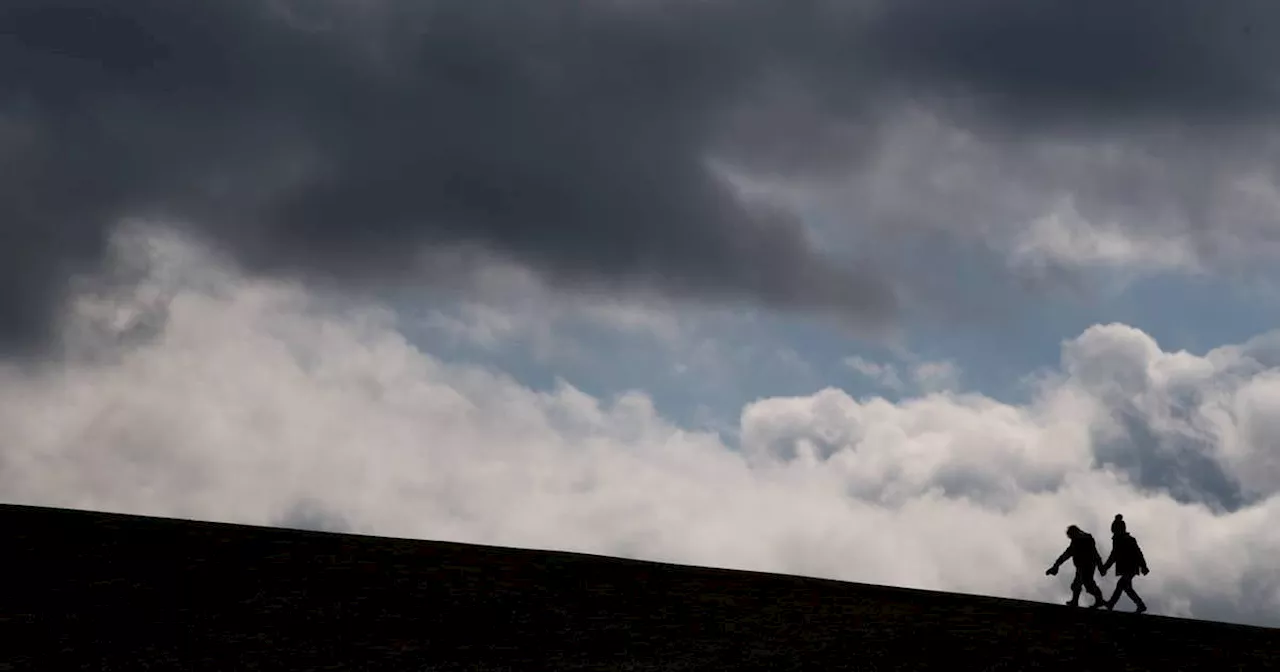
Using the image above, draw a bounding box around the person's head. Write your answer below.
[1066,525,1083,540]
[1111,514,1127,535]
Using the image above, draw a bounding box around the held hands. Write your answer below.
[1141,567,1150,576]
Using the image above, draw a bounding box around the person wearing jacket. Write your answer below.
[1101,514,1149,613]
[1046,524,1107,608]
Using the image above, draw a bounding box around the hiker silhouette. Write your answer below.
[1101,514,1149,613]
[1046,524,1106,608]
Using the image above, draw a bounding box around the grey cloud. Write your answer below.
[1092,404,1246,513]
[277,498,353,534]
[1060,324,1280,513]
[7,0,1280,353]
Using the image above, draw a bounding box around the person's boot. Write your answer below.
[1134,602,1147,614]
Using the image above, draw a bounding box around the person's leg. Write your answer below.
[1084,576,1105,607]
[1068,574,1083,606]
[1124,576,1147,613]
[1108,575,1131,610]
[1106,576,1125,610]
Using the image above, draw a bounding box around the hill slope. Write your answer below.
[0,503,1272,670]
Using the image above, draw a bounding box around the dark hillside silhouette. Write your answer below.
[0,503,1274,670]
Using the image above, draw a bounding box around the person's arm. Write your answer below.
[1099,546,1111,574]
[1135,539,1149,574]
[1047,546,1072,574]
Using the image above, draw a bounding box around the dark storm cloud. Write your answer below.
[867,0,1280,126]
[4,0,1280,352]
[0,0,893,352]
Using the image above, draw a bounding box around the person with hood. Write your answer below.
[1101,514,1149,613]
[1046,524,1107,608]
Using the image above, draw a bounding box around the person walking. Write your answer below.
[1101,514,1149,613]
[1046,524,1107,608]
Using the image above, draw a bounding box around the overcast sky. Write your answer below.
[6,0,1280,627]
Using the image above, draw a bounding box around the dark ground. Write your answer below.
[0,504,1274,671]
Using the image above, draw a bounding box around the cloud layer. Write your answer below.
[4,228,1280,626]
[8,0,1280,351]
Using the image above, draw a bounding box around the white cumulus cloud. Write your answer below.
[3,225,1280,627]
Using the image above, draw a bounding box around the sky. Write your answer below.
[6,0,1280,627]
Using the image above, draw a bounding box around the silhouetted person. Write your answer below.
[1101,514,1149,613]
[1046,524,1106,608]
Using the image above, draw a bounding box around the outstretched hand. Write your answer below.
[1046,566,1058,576]
[1141,567,1149,576]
